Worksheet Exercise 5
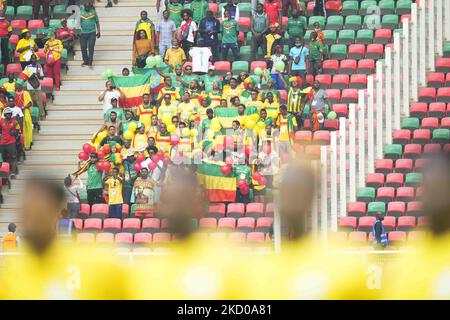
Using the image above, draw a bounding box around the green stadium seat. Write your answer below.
[330,44,348,60]
[379,0,396,15]
[326,15,344,30]
[405,173,422,187]
[338,29,355,45]
[356,29,374,44]
[52,4,68,19]
[360,0,377,15]
[384,144,403,159]
[231,61,249,73]
[344,15,362,30]
[304,30,313,41]
[342,0,359,16]
[323,30,337,45]
[308,16,325,29]
[49,19,63,29]
[382,15,400,29]
[401,118,420,131]
[444,42,450,58]
[367,202,386,215]
[396,0,413,15]
[432,128,450,143]
[5,6,15,20]
[16,5,33,20]
[357,187,376,203]
[239,45,251,59]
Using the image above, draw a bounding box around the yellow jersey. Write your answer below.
[16,38,36,62]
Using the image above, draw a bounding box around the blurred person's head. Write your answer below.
[8,223,16,233]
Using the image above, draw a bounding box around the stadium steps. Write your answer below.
[0,2,154,232]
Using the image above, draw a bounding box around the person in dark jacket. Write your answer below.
[373,212,387,249]
[198,11,220,62]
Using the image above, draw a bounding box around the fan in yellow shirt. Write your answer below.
[136,93,155,129]
[0,178,132,299]
[221,78,243,103]
[261,92,280,120]
[177,92,197,123]
[158,93,178,119]
[15,29,38,64]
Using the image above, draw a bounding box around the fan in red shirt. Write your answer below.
[0,107,20,178]
[264,0,282,26]
[56,18,76,54]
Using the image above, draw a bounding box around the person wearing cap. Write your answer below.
[220,10,239,61]
[0,105,20,178]
[198,11,220,62]
[15,29,38,69]
[263,0,282,26]
[79,1,101,68]
[250,3,269,61]
[104,97,125,124]
[264,23,282,59]
[301,80,332,132]
[0,15,12,66]
[43,31,63,91]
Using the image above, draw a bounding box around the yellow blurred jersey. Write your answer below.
[235,237,374,299]
[0,242,132,299]
[383,232,450,299]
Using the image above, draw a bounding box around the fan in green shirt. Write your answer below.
[168,0,184,27]
[80,3,100,35]
[286,9,306,40]
[87,162,103,190]
[202,67,222,91]
[309,33,325,62]
[220,18,239,44]
[191,0,209,24]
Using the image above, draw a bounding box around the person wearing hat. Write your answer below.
[132,122,148,150]
[15,29,38,69]
[220,10,239,61]
[0,106,20,178]
[270,45,288,73]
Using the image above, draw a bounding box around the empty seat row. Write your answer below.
[384,143,450,159]
[410,102,450,119]
[427,72,450,88]
[339,215,428,232]
[375,158,426,174]
[333,230,426,245]
[315,73,368,89]
[357,184,422,203]
[418,87,450,103]
[199,217,273,233]
[348,201,423,218]
[207,202,273,218]
[323,59,377,74]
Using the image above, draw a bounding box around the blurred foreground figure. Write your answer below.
[133,167,238,299]
[237,160,373,299]
[0,177,132,300]
[384,154,450,299]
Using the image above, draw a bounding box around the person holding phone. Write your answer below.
[98,80,124,114]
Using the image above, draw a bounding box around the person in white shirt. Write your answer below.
[98,80,124,114]
[2,98,24,121]
[178,9,197,57]
[24,54,45,118]
[64,174,84,218]
[189,46,212,73]
[221,0,239,21]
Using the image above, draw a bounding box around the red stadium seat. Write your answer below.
[256,217,273,233]
[83,218,102,232]
[217,217,236,231]
[418,88,436,103]
[250,61,266,72]
[79,203,91,219]
[341,89,358,103]
[446,73,450,87]
[10,20,26,32]
[387,201,406,218]
[122,218,141,233]
[71,218,83,231]
[208,203,226,218]
[388,231,407,244]
[348,231,367,244]
[199,217,217,230]
[323,119,339,131]
[142,218,161,233]
[440,117,450,129]
[421,117,439,131]
[348,44,365,60]
[397,216,416,231]
[246,232,265,244]
[394,159,413,174]
[331,74,349,89]
[348,202,367,217]
[90,204,109,219]
[160,218,170,232]
[134,232,152,245]
[410,102,428,119]
[115,232,133,245]
[227,203,245,218]
[437,88,450,103]
[102,218,122,234]
[349,74,367,89]
[96,232,114,245]
[6,63,22,76]
[153,232,171,244]
[366,43,384,59]
[396,187,415,202]
[385,173,404,188]
[214,61,231,75]
[412,129,431,144]
[313,130,331,144]
[326,0,342,15]
[428,102,446,117]
[393,129,411,145]
[323,60,339,74]
[339,59,357,74]
[238,17,251,32]
[339,216,357,231]
[295,130,312,144]
[304,145,321,159]
[40,77,54,93]
[246,203,264,218]
[209,232,228,242]
[358,216,376,233]
[28,19,44,30]
[406,201,423,217]
[416,187,424,199]
[77,233,95,244]
[417,216,429,228]
[423,143,441,156]
[333,104,348,117]
[366,173,385,188]
[265,202,274,216]
[325,89,341,103]
[237,217,255,232]
[375,159,394,174]
[279,89,287,103]
[435,58,450,73]
[408,230,427,241]
[228,232,246,243]
[357,59,375,74]
[376,187,395,203]
[374,29,392,44]
[427,72,445,88]
[403,144,422,159]
[414,158,427,171]
[316,74,332,88]
[9,34,19,47]
[209,2,218,16]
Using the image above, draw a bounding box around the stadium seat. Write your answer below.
[403,144,421,159]
[408,230,427,242]
[385,173,404,188]
[71,218,83,231]
[342,1,359,16]
[313,130,331,144]
[122,218,141,233]
[153,232,171,245]
[355,29,373,44]
[10,20,27,34]
[357,187,376,202]
[246,232,266,244]
[366,173,385,188]
[323,119,339,131]
[406,201,423,217]
[423,143,441,157]
[402,117,420,131]
[375,159,394,175]
[83,218,102,232]
[78,203,91,219]
[6,63,22,77]
[217,217,236,231]
[40,77,54,93]
[227,203,245,218]
[209,232,228,242]
[333,104,348,117]
[348,202,367,217]
[245,203,264,218]
[102,218,122,234]
[396,187,415,202]
[421,118,439,131]
[256,217,273,233]
[393,129,411,145]
[115,232,133,245]
[339,216,357,231]
[208,203,226,218]
[376,187,395,203]
[228,232,246,243]
[337,29,355,45]
[91,204,109,219]
[367,202,386,216]
[316,74,332,89]
[374,29,392,44]
[231,61,249,73]
[417,216,429,229]
[330,44,348,60]
[437,88,450,103]
[410,102,428,119]
[265,203,274,216]
[134,232,152,245]
[428,102,446,117]
[294,130,312,144]
[387,201,406,218]
[397,216,416,232]
[427,72,445,88]
[394,159,413,174]
[358,216,376,233]
[349,74,367,89]
[419,88,437,103]
[327,15,344,30]
[388,231,407,245]
[96,232,114,245]
[214,61,231,76]
[340,89,358,103]
[435,58,450,73]
[331,74,349,89]
[344,14,362,30]
[323,60,339,74]
[366,43,384,59]
[250,61,266,72]
[382,14,399,29]
[412,129,431,145]
[348,231,367,244]
[199,217,218,230]
[348,44,365,60]
[405,172,422,187]
[77,233,95,244]
[357,59,375,74]
[237,217,255,233]
[142,218,161,233]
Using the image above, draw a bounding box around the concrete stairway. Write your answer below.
[0,1,158,233]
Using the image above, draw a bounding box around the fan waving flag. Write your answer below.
[214,107,240,129]
[197,159,237,202]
